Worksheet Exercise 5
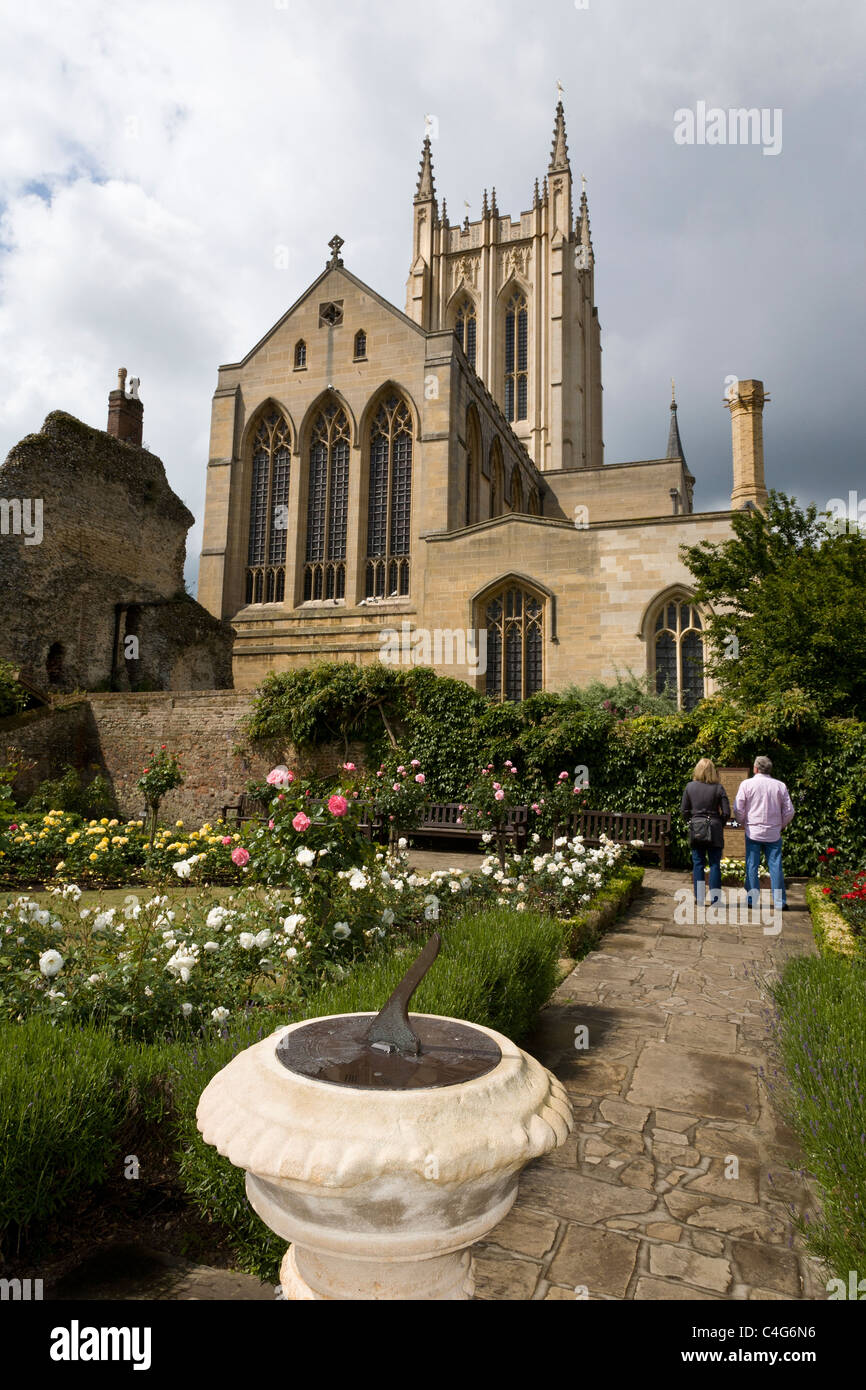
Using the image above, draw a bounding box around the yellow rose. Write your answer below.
[89,853,98,862]
[176,820,184,828]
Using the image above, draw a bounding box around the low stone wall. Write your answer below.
[1,700,99,801]
[2,692,366,824]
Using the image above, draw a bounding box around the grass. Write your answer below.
[767,952,866,1280]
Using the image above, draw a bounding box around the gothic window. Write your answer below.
[319,301,344,327]
[489,443,503,518]
[455,298,477,370]
[651,598,705,710]
[482,583,544,702]
[527,487,540,516]
[304,403,350,600]
[294,340,307,369]
[511,471,524,513]
[464,408,481,527]
[245,408,292,604]
[354,330,367,360]
[365,395,412,598]
[504,291,528,423]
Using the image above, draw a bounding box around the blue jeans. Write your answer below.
[745,836,786,908]
[691,845,722,904]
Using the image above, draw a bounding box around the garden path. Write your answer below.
[473,868,829,1301]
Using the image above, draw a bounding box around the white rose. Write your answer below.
[238,932,256,950]
[211,1007,230,1023]
[39,949,64,978]
[285,947,298,962]
[255,929,272,948]
[332,922,351,940]
[203,941,220,953]
[180,1002,194,1017]
[296,848,316,868]
[348,869,368,891]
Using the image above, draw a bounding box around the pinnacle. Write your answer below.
[415,135,436,202]
[549,99,570,172]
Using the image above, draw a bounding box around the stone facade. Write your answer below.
[0,408,234,694]
[197,102,772,706]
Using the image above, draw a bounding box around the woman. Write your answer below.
[681,758,730,905]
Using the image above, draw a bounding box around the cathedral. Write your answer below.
[197,103,770,707]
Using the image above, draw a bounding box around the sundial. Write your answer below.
[276,932,501,1090]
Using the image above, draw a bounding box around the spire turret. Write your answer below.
[666,380,686,464]
[414,135,436,203]
[549,100,570,172]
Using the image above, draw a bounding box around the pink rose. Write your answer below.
[411,759,421,768]
[494,789,505,801]
[292,812,311,832]
[343,762,356,772]
[493,782,501,791]
[531,803,540,813]
[397,766,405,774]
[221,836,232,846]
[268,820,275,829]
[414,773,425,784]
[231,847,250,867]
[392,782,401,792]
[376,770,383,778]
[266,766,293,786]
[559,771,568,782]
[328,794,349,817]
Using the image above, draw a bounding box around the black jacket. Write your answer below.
[681,780,731,850]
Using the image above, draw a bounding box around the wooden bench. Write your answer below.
[411,802,529,851]
[567,809,672,868]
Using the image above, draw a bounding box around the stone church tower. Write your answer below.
[405,103,603,473]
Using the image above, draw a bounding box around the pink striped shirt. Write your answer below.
[734,774,795,842]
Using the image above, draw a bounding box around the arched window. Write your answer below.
[489,442,503,518]
[651,597,705,710]
[504,291,528,422]
[246,408,292,604]
[511,471,524,513]
[366,394,413,598]
[527,487,540,516]
[455,298,477,370]
[294,340,307,369]
[304,403,350,600]
[46,642,64,686]
[354,330,367,360]
[482,583,544,702]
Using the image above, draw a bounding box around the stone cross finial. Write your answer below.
[556,79,564,98]
[581,173,587,196]
[671,377,676,406]
[328,234,344,267]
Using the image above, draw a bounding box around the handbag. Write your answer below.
[688,813,714,846]
[688,785,721,847]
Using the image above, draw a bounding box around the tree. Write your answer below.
[681,492,866,717]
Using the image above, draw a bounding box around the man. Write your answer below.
[734,756,795,911]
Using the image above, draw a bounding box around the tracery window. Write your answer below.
[652,598,705,710]
[455,298,477,370]
[304,403,350,600]
[354,330,367,360]
[294,340,307,369]
[245,408,292,604]
[366,395,412,598]
[504,291,528,423]
[482,583,544,702]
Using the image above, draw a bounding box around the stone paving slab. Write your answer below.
[474,869,829,1301]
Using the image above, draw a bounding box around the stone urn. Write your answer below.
[197,937,572,1300]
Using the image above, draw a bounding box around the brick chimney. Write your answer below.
[107,367,144,447]
[726,378,769,509]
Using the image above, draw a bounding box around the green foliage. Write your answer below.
[558,671,678,719]
[0,661,27,719]
[768,953,866,1279]
[24,765,116,820]
[246,663,410,759]
[681,491,866,717]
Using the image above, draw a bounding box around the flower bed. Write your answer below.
[814,846,866,944]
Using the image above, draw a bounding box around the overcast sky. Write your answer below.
[1,0,864,590]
